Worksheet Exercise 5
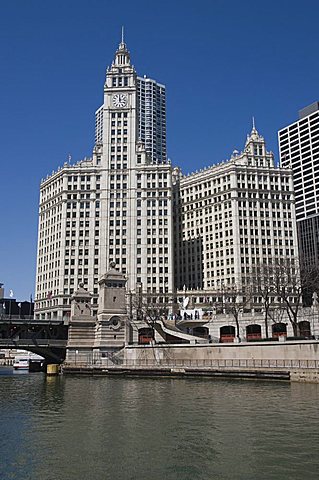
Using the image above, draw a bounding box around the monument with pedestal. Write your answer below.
[65,264,130,366]
[65,283,95,364]
[94,262,128,358]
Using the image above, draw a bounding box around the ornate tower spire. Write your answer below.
[113,27,131,67]
[244,120,270,161]
[246,117,262,146]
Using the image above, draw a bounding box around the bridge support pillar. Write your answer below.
[94,263,128,357]
[65,283,96,366]
[64,264,129,367]
[47,364,59,375]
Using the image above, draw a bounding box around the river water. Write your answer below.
[0,368,318,480]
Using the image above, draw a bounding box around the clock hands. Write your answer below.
[112,93,127,108]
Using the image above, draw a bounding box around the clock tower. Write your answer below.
[96,34,174,301]
[34,33,173,321]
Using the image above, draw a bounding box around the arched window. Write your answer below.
[298,321,311,338]
[138,328,154,345]
[272,323,287,338]
[220,325,235,343]
[246,324,262,341]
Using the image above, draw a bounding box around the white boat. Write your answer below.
[13,352,44,371]
[13,356,30,370]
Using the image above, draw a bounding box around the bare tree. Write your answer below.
[267,302,286,326]
[251,265,285,338]
[128,288,171,339]
[127,290,177,364]
[267,259,319,336]
[220,285,252,341]
[253,268,273,339]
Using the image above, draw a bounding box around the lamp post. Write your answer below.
[8,289,14,319]
[261,297,269,339]
[29,295,33,318]
[312,292,319,339]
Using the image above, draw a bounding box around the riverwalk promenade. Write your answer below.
[63,339,319,383]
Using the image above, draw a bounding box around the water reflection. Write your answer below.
[0,372,319,480]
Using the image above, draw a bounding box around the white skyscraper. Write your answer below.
[95,75,167,164]
[136,76,167,164]
[174,126,298,291]
[35,36,299,324]
[35,37,174,320]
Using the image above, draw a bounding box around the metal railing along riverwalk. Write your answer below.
[65,355,319,370]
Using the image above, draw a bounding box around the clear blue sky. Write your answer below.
[1,0,319,301]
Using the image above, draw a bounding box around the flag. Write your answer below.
[30,294,33,303]
[47,291,53,299]
[18,303,21,308]
[9,289,14,298]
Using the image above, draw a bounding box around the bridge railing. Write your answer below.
[0,339,67,347]
[0,315,36,321]
[0,314,65,324]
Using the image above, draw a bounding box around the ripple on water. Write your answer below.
[0,375,319,480]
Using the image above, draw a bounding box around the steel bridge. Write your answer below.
[0,316,69,363]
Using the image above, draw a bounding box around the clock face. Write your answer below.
[112,93,127,108]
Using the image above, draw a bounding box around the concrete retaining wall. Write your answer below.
[62,341,319,383]
[290,369,319,383]
[125,340,319,363]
